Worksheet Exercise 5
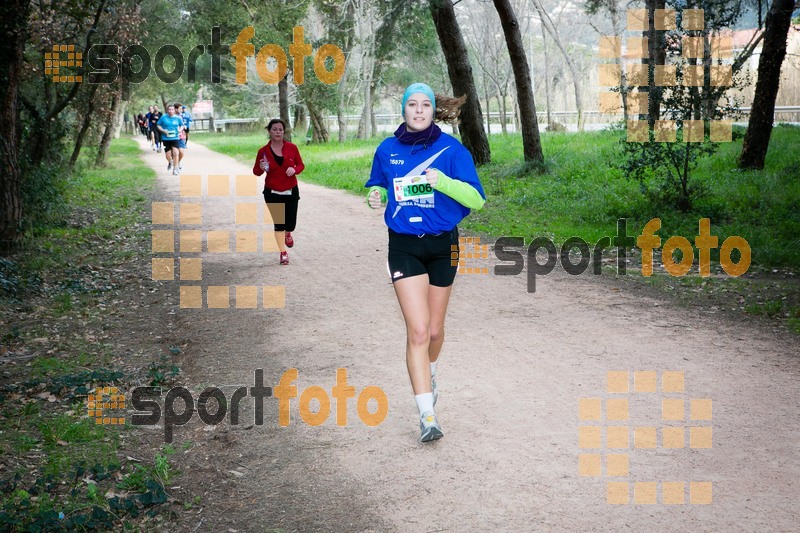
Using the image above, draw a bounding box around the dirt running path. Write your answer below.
[136,137,799,531]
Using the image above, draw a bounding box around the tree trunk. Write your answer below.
[70,85,100,167]
[492,0,543,163]
[646,0,666,128]
[498,85,508,134]
[306,101,329,143]
[531,0,585,131]
[358,7,376,140]
[360,58,374,139]
[370,84,377,138]
[338,64,349,142]
[294,104,307,137]
[491,80,506,133]
[738,0,795,169]
[358,84,371,138]
[70,110,94,166]
[607,8,629,123]
[482,71,491,135]
[542,23,553,129]
[114,100,127,139]
[28,114,49,169]
[429,0,491,164]
[0,0,29,253]
[357,46,374,140]
[279,75,291,141]
[96,90,120,167]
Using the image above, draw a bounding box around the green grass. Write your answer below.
[2,138,155,376]
[197,126,800,270]
[68,140,155,210]
[744,300,784,317]
[37,415,120,477]
[0,138,172,530]
[117,445,179,493]
[31,356,76,378]
[8,139,156,287]
[469,132,638,243]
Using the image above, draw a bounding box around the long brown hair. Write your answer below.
[434,94,467,124]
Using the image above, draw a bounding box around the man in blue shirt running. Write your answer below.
[179,104,193,145]
[156,104,184,176]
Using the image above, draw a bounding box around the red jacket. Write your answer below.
[252,141,305,192]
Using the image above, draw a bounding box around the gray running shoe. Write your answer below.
[167,162,172,171]
[419,411,443,442]
[432,372,439,407]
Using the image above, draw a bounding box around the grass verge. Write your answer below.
[0,139,186,530]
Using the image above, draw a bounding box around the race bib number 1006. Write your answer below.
[393,175,434,202]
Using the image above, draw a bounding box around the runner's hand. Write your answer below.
[368,189,383,209]
[424,168,439,187]
[286,167,296,177]
[259,156,269,172]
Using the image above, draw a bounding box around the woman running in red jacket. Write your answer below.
[253,119,304,265]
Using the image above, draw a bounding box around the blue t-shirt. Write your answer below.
[365,132,485,235]
[181,111,193,129]
[157,115,183,140]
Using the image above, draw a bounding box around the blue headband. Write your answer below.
[401,83,436,116]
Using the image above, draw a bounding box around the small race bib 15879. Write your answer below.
[393,175,434,202]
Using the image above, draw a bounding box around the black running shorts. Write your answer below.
[387,227,459,287]
[162,139,180,151]
[263,186,300,232]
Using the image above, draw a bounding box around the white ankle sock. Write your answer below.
[415,393,434,416]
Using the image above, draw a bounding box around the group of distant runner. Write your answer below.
[136,103,193,176]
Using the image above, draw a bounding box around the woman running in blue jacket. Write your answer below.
[365,83,486,442]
